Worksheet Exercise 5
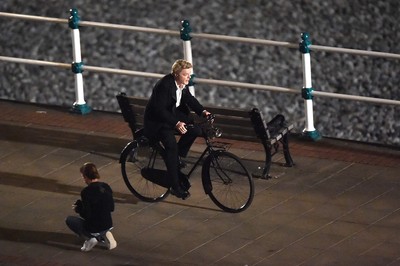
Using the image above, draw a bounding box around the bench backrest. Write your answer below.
[204,105,256,141]
[116,93,293,143]
[116,92,144,136]
[116,93,258,141]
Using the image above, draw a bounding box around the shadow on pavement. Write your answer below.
[0,171,138,205]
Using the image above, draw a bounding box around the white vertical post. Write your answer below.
[68,8,91,114]
[71,29,85,105]
[302,53,315,132]
[299,32,321,140]
[180,20,195,96]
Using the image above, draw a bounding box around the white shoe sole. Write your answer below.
[105,231,117,250]
[81,238,98,252]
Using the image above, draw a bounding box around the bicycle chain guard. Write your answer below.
[141,167,170,188]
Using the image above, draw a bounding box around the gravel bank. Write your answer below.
[0,0,399,146]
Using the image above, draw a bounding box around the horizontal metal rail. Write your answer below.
[312,91,400,106]
[194,77,298,94]
[310,44,400,60]
[1,12,400,60]
[0,56,70,69]
[80,20,180,36]
[0,12,67,24]
[83,65,164,79]
[1,55,399,106]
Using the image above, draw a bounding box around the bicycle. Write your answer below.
[119,115,254,213]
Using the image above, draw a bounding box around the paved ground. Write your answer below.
[0,99,400,266]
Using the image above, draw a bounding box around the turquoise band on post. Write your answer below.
[68,8,80,29]
[71,103,92,115]
[180,20,192,41]
[299,32,311,54]
[302,130,322,141]
[302,87,314,100]
[188,74,195,86]
[71,62,84,73]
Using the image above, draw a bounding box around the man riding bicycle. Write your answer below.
[143,59,211,200]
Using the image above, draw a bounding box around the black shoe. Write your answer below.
[178,157,187,169]
[179,172,191,191]
[170,186,190,200]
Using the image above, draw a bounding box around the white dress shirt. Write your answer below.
[175,81,184,107]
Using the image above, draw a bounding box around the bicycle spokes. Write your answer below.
[204,151,254,213]
[120,140,170,202]
[210,155,233,184]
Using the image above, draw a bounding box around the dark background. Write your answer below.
[0,0,399,146]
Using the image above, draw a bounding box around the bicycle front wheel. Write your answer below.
[120,139,170,202]
[202,151,254,213]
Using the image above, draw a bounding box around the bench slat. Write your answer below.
[204,105,250,118]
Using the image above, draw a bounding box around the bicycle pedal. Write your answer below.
[179,173,191,191]
[170,187,190,200]
[178,157,187,169]
[127,156,137,163]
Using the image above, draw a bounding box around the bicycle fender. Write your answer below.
[119,141,137,163]
[201,150,225,194]
[201,156,212,194]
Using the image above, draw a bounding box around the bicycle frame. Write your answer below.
[186,143,213,178]
[119,114,254,212]
[149,119,225,179]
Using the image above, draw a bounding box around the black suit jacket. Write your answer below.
[144,73,204,138]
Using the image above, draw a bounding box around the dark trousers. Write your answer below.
[158,125,201,188]
[66,216,91,238]
[66,216,112,240]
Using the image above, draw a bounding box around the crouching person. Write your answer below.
[66,162,117,252]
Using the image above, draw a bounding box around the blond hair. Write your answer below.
[171,59,192,75]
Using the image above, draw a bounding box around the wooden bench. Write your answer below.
[116,92,256,141]
[116,92,294,178]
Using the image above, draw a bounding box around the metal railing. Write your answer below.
[0,10,399,141]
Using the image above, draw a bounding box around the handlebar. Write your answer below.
[205,114,221,139]
[206,113,215,122]
[184,113,221,139]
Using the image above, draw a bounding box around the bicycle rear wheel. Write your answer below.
[202,151,254,213]
[120,139,170,202]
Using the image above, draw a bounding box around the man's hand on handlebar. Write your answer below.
[202,110,214,123]
[176,111,214,134]
[202,110,211,117]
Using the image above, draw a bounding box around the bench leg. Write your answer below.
[253,143,272,179]
[281,134,294,167]
[261,145,272,179]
